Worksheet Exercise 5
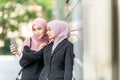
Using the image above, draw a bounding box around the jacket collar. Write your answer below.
[52,39,67,54]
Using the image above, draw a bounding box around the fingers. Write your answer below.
[40,43,47,47]
[38,43,47,50]
[40,43,47,48]
[10,45,18,54]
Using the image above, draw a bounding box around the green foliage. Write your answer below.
[35,0,53,21]
[0,0,53,55]
[0,39,10,55]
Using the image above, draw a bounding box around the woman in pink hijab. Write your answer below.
[20,20,74,80]
[10,18,48,80]
[39,20,73,80]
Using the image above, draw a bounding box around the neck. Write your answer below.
[33,36,43,42]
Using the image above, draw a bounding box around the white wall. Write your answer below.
[82,0,112,80]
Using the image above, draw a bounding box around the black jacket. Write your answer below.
[20,46,44,80]
[22,39,74,80]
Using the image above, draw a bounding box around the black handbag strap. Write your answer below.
[16,68,22,80]
[29,37,32,49]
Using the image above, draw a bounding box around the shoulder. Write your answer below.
[24,37,31,42]
[23,37,31,46]
[64,39,73,47]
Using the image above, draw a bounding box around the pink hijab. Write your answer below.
[23,18,48,51]
[47,20,70,52]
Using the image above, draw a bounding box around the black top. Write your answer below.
[22,39,74,80]
[19,38,44,80]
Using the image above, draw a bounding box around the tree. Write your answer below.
[0,0,53,54]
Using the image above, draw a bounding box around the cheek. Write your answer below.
[32,31,36,35]
[51,33,55,38]
[38,30,44,34]
[40,30,46,38]
[49,33,55,39]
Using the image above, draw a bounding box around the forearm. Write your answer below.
[22,50,43,61]
[64,43,74,80]
[64,57,73,80]
[19,58,34,68]
[64,67,73,80]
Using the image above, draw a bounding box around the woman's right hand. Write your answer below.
[10,45,20,56]
[38,43,47,51]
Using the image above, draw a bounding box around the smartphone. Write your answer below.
[10,38,18,50]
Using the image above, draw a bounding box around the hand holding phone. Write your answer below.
[10,38,21,56]
[10,38,18,50]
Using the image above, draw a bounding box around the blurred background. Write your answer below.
[0,0,119,80]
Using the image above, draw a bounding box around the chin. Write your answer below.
[49,37,54,40]
[37,36,42,39]
[48,37,51,40]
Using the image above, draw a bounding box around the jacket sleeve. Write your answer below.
[21,46,44,61]
[19,51,43,68]
[19,46,43,68]
[21,49,43,61]
[19,57,35,68]
[64,43,74,80]
[19,46,33,67]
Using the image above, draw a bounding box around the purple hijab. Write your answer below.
[47,20,70,52]
[23,18,48,51]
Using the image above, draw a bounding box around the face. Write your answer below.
[47,27,55,40]
[32,25,45,39]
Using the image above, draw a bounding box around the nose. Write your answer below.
[34,30,39,35]
[46,31,49,35]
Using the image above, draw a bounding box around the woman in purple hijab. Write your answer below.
[10,18,48,80]
[21,20,74,80]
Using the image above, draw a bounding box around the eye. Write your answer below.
[48,28,51,31]
[32,28,36,31]
[37,27,41,30]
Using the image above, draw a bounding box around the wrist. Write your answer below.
[16,51,21,56]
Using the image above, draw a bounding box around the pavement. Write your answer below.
[0,55,21,80]
[0,55,83,80]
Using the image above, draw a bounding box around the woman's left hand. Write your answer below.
[38,43,47,50]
